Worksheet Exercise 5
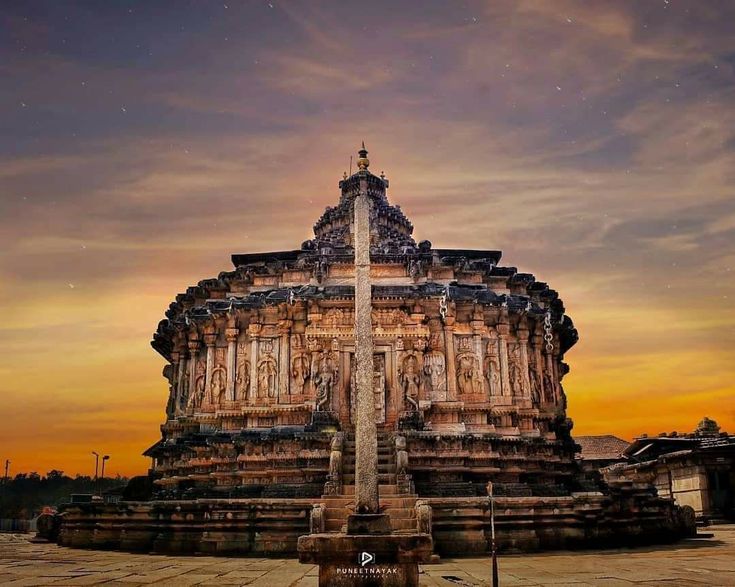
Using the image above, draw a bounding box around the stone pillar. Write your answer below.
[169,351,180,416]
[533,323,545,402]
[225,327,239,402]
[188,339,200,403]
[176,351,187,412]
[249,332,259,402]
[545,350,556,403]
[204,334,217,398]
[353,171,379,516]
[518,323,532,399]
[444,324,457,401]
[497,312,511,397]
[279,332,290,402]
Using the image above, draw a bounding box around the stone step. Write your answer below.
[320,497,417,508]
[342,473,396,484]
[339,484,408,496]
[322,518,417,534]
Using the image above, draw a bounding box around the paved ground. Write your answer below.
[1,526,734,586]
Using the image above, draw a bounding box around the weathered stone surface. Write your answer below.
[55,146,695,558]
[298,532,432,587]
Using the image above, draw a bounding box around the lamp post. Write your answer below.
[101,455,110,481]
[488,481,499,587]
[3,460,9,484]
[91,451,99,481]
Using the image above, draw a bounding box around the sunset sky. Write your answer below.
[1,1,734,478]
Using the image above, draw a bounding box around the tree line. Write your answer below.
[0,470,129,519]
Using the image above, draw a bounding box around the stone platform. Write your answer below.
[3,525,735,586]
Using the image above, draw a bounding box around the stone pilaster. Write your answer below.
[279,332,289,403]
[187,338,200,405]
[176,351,187,412]
[444,322,457,401]
[204,333,217,399]
[248,325,260,402]
[497,311,511,397]
[532,322,545,403]
[225,327,239,402]
[518,322,532,400]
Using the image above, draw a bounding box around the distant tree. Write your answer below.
[0,470,130,519]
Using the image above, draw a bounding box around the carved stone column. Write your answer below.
[187,338,200,404]
[497,310,511,397]
[169,351,180,417]
[176,350,187,412]
[353,169,379,517]
[248,324,260,402]
[279,331,290,403]
[486,329,502,397]
[444,321,457,401]
[225,327,239,402]
[532,321,545,403]
[204,333,217,398]
[517,322,532,400]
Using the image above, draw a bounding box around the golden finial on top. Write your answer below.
[357,141,370,170]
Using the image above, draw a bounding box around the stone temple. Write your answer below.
[56,147,694,556]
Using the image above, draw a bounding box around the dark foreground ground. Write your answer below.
[1,525,734,586]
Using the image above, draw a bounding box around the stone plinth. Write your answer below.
[297,532,433,587]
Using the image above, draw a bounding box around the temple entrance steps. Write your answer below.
[320,492,420,533]
[319,430,420,534]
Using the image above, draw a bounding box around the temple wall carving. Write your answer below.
[161,295,568,440]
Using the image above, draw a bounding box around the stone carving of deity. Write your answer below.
[189,359,206,409]
[399,354,421,411]
[290,336,310,396]
[530,369,541,405]
[312,349,337,411]
[423,333,446,401]
[179,365,190,409]
[484,351,501,396]
[210,364,227,404]
[543,372,554,403]
[235,354,250,400]
[508,344,524,397]
[257,340,278,398]
[456,339,482,395]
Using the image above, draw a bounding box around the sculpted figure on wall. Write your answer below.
[235,346,250,400]
[290,335,310,395]
[188,358,206,409]
[508,344,523,397]
[399,353,421,411]
[456,337,482,395]
[423,332,446,401]
[311,342,337,411]
[179,364,190,409]
[257,340,278,399]
[543,371,554,403]
[528,353,541,405]
[210,364,227,405]
[484,341,501,396]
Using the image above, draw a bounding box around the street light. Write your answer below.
[101,455,110,481]
[91,451,99,481]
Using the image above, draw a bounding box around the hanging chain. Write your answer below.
[543,310,554,353]
[439,284,449,319]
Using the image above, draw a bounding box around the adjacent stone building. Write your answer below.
[606,418,735,521]
[55,149,695,555]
